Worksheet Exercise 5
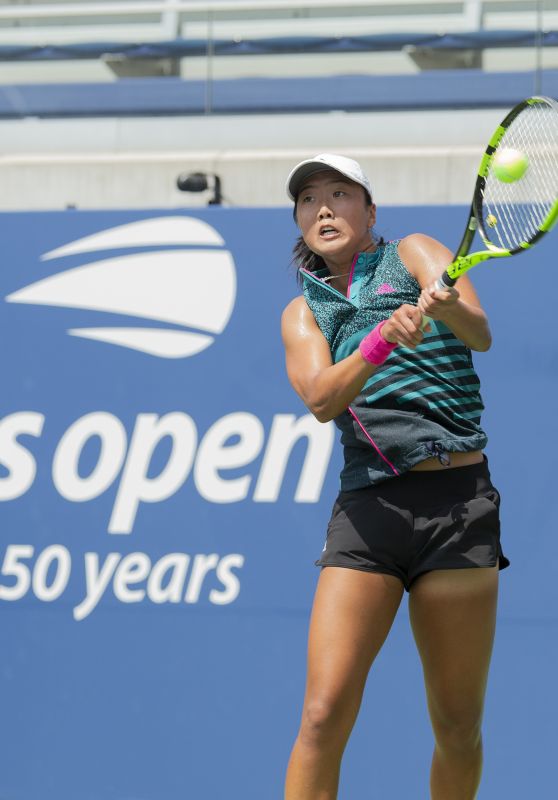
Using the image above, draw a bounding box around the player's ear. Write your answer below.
[367,202,377,228]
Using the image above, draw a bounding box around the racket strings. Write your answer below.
[486,108,553,245]
[494,105,556,239]
[481,99,558,251]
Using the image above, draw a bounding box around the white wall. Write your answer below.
[0,109,507,210]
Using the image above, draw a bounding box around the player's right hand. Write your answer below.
[382,304,426,349]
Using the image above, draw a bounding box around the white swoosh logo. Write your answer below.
[41,216,224,260]
[68,328,213,359]
[7,247,236,358]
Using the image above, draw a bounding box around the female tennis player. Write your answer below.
[281,154,509,800]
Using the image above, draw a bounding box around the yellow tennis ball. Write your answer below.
[492,148,528,182]
[486,214,498,227]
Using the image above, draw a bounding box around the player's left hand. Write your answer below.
[417,285,460,321]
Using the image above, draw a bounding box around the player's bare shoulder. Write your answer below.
[282,294,307,320]
[398,233,443,261]
[282,295,312,329]
[281,295,320,346]
[398,233,453,286]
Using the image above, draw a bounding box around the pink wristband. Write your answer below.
[359,321,397,366]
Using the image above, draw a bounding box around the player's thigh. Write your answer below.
[306,567,404,708]
[408,566,498,722]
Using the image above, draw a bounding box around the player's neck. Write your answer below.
[323,240,376,291]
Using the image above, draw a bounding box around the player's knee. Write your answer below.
[434,709,483,755]
[299,695,351,748]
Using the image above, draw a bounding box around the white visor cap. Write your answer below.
[286,153,373,202]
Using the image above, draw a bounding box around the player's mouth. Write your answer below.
[319,225,340,240]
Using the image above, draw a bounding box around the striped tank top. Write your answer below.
[300,240,488,490]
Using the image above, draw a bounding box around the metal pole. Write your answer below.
[161,0,180,38]
[205,10,214,115]
[534,0,543,96]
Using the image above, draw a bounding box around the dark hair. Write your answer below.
[290,195,384,285]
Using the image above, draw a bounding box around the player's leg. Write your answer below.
[285,566,404,800]
[409,566,499,800]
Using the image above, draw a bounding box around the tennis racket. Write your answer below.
[423,95,558,322]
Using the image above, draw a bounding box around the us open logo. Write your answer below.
[5,216,236,359]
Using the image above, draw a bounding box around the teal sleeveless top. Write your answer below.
[300,240,488,490]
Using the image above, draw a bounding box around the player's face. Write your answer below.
[295,170,376,267]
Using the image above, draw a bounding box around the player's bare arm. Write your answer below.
[282,296,378,422]
[282,296,429,423]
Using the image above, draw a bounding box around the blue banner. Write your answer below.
[1,206,556,799]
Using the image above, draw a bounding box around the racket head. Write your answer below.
[472,96,558,258]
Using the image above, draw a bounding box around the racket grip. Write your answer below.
[436,271,457,289]
[420,271,456,330]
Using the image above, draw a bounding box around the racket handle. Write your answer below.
[420,272,457,330]
[436,271,457,289]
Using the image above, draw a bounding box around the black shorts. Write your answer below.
[316,458,509,591]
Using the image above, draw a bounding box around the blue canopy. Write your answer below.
[0,30,556,61]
